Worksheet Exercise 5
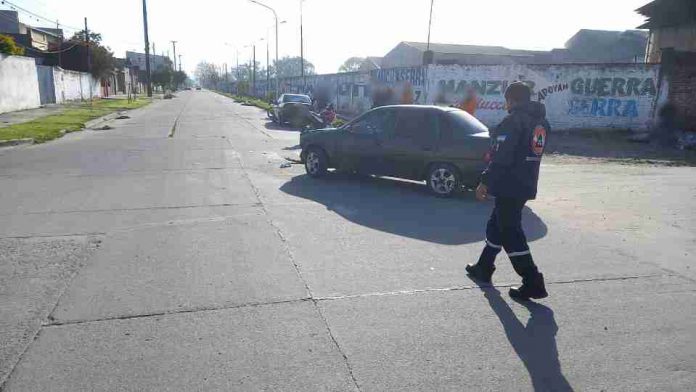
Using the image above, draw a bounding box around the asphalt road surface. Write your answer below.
[1,90,694,391]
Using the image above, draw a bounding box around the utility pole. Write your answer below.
[56,20,62,68]
[249,1,279,100]
[178,54,182,72]
[84,17,92,102]
[423,0,435,66]
[252,45,256,97]
[142,0,152,97]
[300,0,305,90]
[266,37,270,99]
[171,40,177,71]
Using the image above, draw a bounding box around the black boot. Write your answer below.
[466,246,498,284]
[509,254,548,300]
[509,272,548,300]
[466,263,495,284]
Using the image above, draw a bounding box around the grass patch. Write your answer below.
[0,98,151,143]
[216,92,272,111]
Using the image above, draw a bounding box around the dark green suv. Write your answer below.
[300,105,491,196]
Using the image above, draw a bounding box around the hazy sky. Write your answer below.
[5,0,650,76]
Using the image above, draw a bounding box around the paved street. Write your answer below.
[1,90,695,391]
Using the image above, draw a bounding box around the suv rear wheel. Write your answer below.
[427,163,461,197]
[304,147,328,178]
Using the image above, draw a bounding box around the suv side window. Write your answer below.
[440,111,488,142]
[439,114,463,142]
[349,108,395,135]
[394,109,436,144]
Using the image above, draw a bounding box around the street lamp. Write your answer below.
[248,0,280,99]
[264,21,286,100]
[300,0,306,89]
[224,42,241,92]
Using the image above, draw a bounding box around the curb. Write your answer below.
[84,111,124,130]
[0,138,34,148]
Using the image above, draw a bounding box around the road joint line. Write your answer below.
[43,297,313,328]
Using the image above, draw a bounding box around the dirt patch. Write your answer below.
[546,129,696,166]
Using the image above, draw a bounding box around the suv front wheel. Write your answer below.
[426,163,461,197]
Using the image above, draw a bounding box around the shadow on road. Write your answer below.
[280,173,547,245]
[479,287,574,391]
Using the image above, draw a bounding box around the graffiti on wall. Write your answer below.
[250,64,662,130]
[371,67,427,105]
[434,79,538,112]
[566,77,657,118]
[427,65,661,130]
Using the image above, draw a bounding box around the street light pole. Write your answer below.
[84,17,93,102]
[265,37,269,99]
[300,0,305,90]
[427,0,434,51]
[249,0,279,99]
[171,40,177,70]
[423,0,435,66]
[142,0,152,97]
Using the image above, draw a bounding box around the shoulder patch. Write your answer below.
[531,125,546,156]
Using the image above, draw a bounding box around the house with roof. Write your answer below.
[637,0,696,62]
[557,29,648,63]
[0,10,63,53]
[381,41,552,68]
[381,29,649,69]
[359,56,383,71]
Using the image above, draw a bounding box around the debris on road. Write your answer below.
[279,162,292,168]
[283,156,302,164]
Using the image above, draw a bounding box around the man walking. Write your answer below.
[466,81,550,300]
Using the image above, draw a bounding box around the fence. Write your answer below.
[0,54,101,114]
[253,62,666,131]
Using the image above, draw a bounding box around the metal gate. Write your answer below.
[36,65,56,105]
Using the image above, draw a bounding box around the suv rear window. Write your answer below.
[440,110,488,142]
[283,94,311,104]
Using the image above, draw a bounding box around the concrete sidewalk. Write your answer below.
[0,104,66,128]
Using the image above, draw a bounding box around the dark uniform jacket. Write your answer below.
[480,101,550,200]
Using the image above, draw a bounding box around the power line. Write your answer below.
[0,4,140,51]
[17,41,81,54]
[1,0,81,30]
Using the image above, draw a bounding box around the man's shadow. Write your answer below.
[476,284,574,391]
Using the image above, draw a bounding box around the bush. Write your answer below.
[0,34,24,55]
[222,93,272,111]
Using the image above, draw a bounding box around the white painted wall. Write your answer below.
[0,54,41,114]
[53,68,101,103]
[427,64,662,131]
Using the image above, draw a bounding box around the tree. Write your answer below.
[338,57,364,73]
[68,30,114,79]
[70,30,102,45]
[90,45,115,79]
[0,34,24,55]
[269,56,315,79]
[173,70,187,89]
[151,67,173,90]
[194,61,221,89]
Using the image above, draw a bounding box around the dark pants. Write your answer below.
[477,197,539,277]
